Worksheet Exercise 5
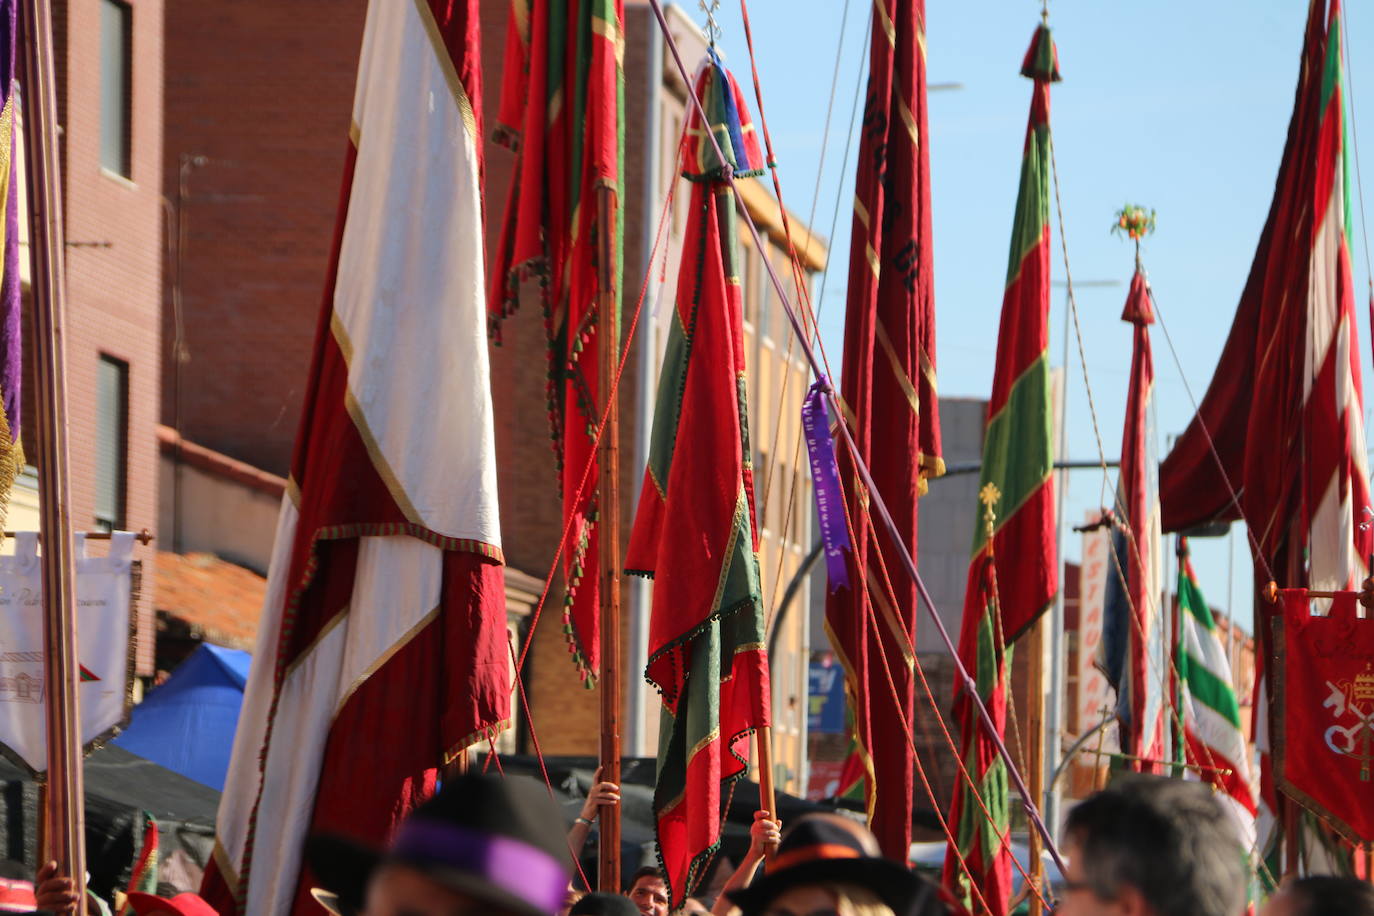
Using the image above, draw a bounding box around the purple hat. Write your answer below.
[307,772,573,916]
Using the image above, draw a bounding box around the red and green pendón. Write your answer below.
[942,23,1059,916]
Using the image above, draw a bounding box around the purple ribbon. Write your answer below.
[390,819,568,913]
[802,377,851,592]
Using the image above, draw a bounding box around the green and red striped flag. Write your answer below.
[490,0,625,683]
[625,55,770,907]
[942,24,1059,915]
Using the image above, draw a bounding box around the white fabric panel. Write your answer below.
[334,0,499,547]
[242,534,444,916]
[215,497,301,882]
[1305,185,1340,401]
[1306,162,1366,595]
[249,615,348,916]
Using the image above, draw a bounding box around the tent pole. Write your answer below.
[596,184,623,893]
[20,0,85,899]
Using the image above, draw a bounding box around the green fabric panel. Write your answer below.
[1177,571,1215,629]
[1177,565,1242,726]
[1003,123,1050,288]
[973,586,1009,697]
[1320,13,1353,241]
[971,354,1053,556]
[714,497,765,629]
[1031,36,1054,78]
[1321,14,1341,121]
[976,756,1010,864]
[955,566,1012,876]
[1180,647,1243,728]
[569,2,591,217]
[547,0,568,108]
[647,315,689,494]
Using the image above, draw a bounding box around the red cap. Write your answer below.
[0,876,36,911]
[124,892,219,916]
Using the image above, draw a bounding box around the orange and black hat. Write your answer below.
[724,816,940,916]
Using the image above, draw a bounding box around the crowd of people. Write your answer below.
[9,772,1374,916]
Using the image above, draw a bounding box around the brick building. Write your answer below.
[4,0,166,677]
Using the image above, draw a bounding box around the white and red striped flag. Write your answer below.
[201,2,509,913]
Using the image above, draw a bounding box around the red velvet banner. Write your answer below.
[1275,589,1374,844]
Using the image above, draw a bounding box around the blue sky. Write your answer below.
[691,0,1374,632]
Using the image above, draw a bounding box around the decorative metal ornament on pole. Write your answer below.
[19,0,86,898]
[596,184,623,892]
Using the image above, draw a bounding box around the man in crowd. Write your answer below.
[570,892,640,916]
[1055,775,1246,916]
[627,866,669,916]
[1261,877,1374,916]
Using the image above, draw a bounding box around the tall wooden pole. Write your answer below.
[596,185,622,892]
[19,0,86,899]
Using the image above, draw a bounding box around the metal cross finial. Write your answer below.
[699,0,722,45]
[979,482,1001,539]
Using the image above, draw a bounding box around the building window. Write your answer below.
[741,240,757,327]
[94,355,128,531]
[758,251,773,342]
[100,0,132,177]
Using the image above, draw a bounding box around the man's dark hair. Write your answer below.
[1063,775,1245,916]
[1288,876,1374,916]
[571,891,641,916]
[628,866,666,888]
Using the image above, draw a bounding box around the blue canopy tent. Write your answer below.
[114,643,250,790]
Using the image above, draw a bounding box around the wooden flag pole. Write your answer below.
[19,0,86,898]
[756,726,777,855]
[596,184,623,892]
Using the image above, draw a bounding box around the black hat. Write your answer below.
[307,772,573,916]
[725,816,940,916]
[569,892,640,916]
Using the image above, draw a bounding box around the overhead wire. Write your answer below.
[731,0,973,837]
[742,0,861,628]
[508,1,1069,894]
[490,3,1079,904]
[736,0,1053,845]
[1046,127,1277,887]
[828,447,1030,913]
[665,0,1065,875]
[496,114,690,891]
[733,0,965,820]
[645,0,1068,878]
[511,127,687,678]
[757,7,873,639]
[740,0,840,560]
